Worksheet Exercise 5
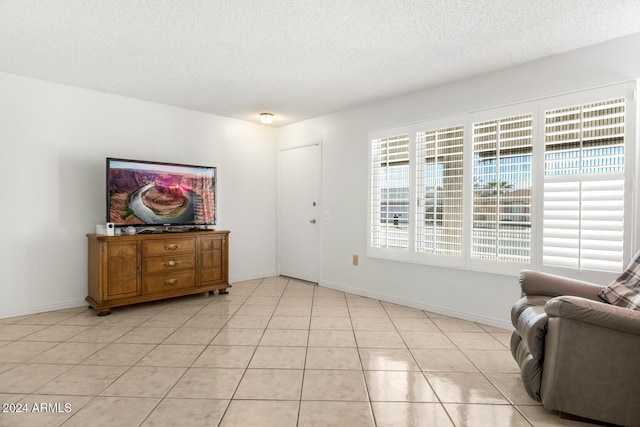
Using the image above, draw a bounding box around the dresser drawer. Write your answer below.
[144,270,195,294]
[143,238,195,257]
[143,254,196,274]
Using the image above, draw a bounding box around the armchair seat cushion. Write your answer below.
[599,250,640,310]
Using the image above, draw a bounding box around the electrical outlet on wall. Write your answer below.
[352,254,359,266]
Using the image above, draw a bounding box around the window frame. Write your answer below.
[368,125,414,262]
[367,82,637,280]
[415,124,465,263]
[535,83,637,284]
[412,115,471,268]
[467,102,537,276]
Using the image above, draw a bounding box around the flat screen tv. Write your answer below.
[106,158,216,227]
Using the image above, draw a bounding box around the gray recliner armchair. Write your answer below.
[510,270,640,426]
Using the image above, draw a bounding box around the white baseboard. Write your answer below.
[229,271,278,284]
[0,277,512,331]
[319,279,512,331]
[0,271,276,320]
[0,299,88,320]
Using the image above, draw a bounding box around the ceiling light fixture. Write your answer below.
[260,112,274,125]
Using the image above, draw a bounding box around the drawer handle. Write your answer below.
[165,279,178,286]
[164,260,179,267]
[165,244,178,250]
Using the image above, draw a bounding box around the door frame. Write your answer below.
[277,141,322,282]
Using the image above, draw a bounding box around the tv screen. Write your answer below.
[106,158,216,227]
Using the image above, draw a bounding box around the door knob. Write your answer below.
[310,219,317,224]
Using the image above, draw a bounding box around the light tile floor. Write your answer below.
[0,277,601,426]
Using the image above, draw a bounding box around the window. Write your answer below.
[416,126,464,256]
[542,98,626,273]
[370,133,410,251]
[472,114,533,263]
[367,82,636,277]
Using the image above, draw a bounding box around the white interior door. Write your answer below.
[278,143,320,283]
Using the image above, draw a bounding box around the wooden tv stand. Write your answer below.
[86,230,230,315]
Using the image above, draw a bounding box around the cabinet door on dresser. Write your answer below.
[197,233,228,286]
[103,240,141,300]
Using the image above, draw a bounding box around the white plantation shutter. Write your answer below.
[415,126,463,256]
[367,83,634,276]
[472,115,533,263]
[543,98,626,272]
[370,134,410,250]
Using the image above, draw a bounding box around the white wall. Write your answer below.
[0,72,278,318]
[3,33,640,325]
[277,33,640,328]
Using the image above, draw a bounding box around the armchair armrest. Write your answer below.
[545,296,640,335]
[519,270,604,301]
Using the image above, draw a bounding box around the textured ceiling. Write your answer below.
[2,1,640,126]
